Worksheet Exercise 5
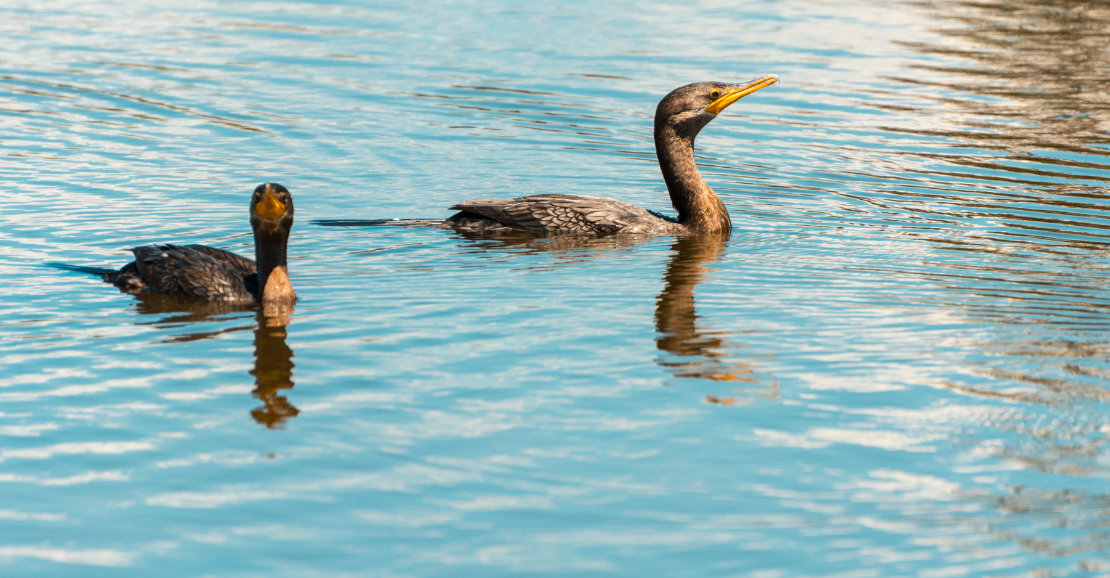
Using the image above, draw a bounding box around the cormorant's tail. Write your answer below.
[49,263,117,278]
[52,263,143,292]
[311,218,447,228]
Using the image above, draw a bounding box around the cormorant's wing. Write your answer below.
[131,244,255,301]
[450,194,671,235]
[179,244,256,277]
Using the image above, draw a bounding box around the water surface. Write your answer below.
[2,0,1110,575]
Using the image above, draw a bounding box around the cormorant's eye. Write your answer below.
[709,89,721,100]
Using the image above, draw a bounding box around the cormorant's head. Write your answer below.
[655,75,778,138]
[250,183,294,235]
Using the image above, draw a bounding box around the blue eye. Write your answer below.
[710,90,721,99]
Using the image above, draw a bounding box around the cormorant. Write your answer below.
[317,75,778,236]
[82,183,296,305]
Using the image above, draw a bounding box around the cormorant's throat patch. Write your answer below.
[706,74,779,115]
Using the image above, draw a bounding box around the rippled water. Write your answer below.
[3,0,1110,575]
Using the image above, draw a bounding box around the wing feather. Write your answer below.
[129,244,255,301]
[448,194,677,236]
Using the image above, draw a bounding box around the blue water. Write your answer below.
[3,0,1110,575]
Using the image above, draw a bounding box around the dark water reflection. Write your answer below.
[899,0,1110,156]
[876,3,1110,560]
[249,309,299,429]
[864,0,1110,406]
[132,295,255,344]
[883,0,1110,253]
[448,231,777,403]
[451,229,649,259]
[130,296,299,428]
[655,235,777,403]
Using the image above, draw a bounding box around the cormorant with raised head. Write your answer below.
[76,183,297,305]
[316,75,778,236]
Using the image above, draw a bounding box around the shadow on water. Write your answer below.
[654,235,777,405]
[132,294,299,428]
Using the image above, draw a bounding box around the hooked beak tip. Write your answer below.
[705,74,778,115]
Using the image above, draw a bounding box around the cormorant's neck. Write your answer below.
[254,225,296,305]
[654,120,732,234]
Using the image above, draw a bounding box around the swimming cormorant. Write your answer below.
[317,75,778,236]
[88,183,296,305]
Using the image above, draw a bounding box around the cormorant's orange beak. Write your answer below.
[706,74,778,115]
[255,185,287,221]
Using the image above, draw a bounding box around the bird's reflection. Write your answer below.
[132,294,299,428]
[132,293,256,341]
[654,235,777,404]
[451,228,649,266]
[450,229,774,403]
[249,305,299,429]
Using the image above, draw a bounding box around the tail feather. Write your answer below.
[49,263,118,278]
[311,218,447,228]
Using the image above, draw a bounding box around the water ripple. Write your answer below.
[3,0,1110,575]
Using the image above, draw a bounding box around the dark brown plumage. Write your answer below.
[447,194,685,236]
[315,76,777,236]
[98,183,297,305]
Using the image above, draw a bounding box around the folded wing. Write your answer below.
[449,194,678,236]
[126,244,256,302]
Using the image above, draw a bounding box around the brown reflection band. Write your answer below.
[654,235,777,402]
[250,308,299,429]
